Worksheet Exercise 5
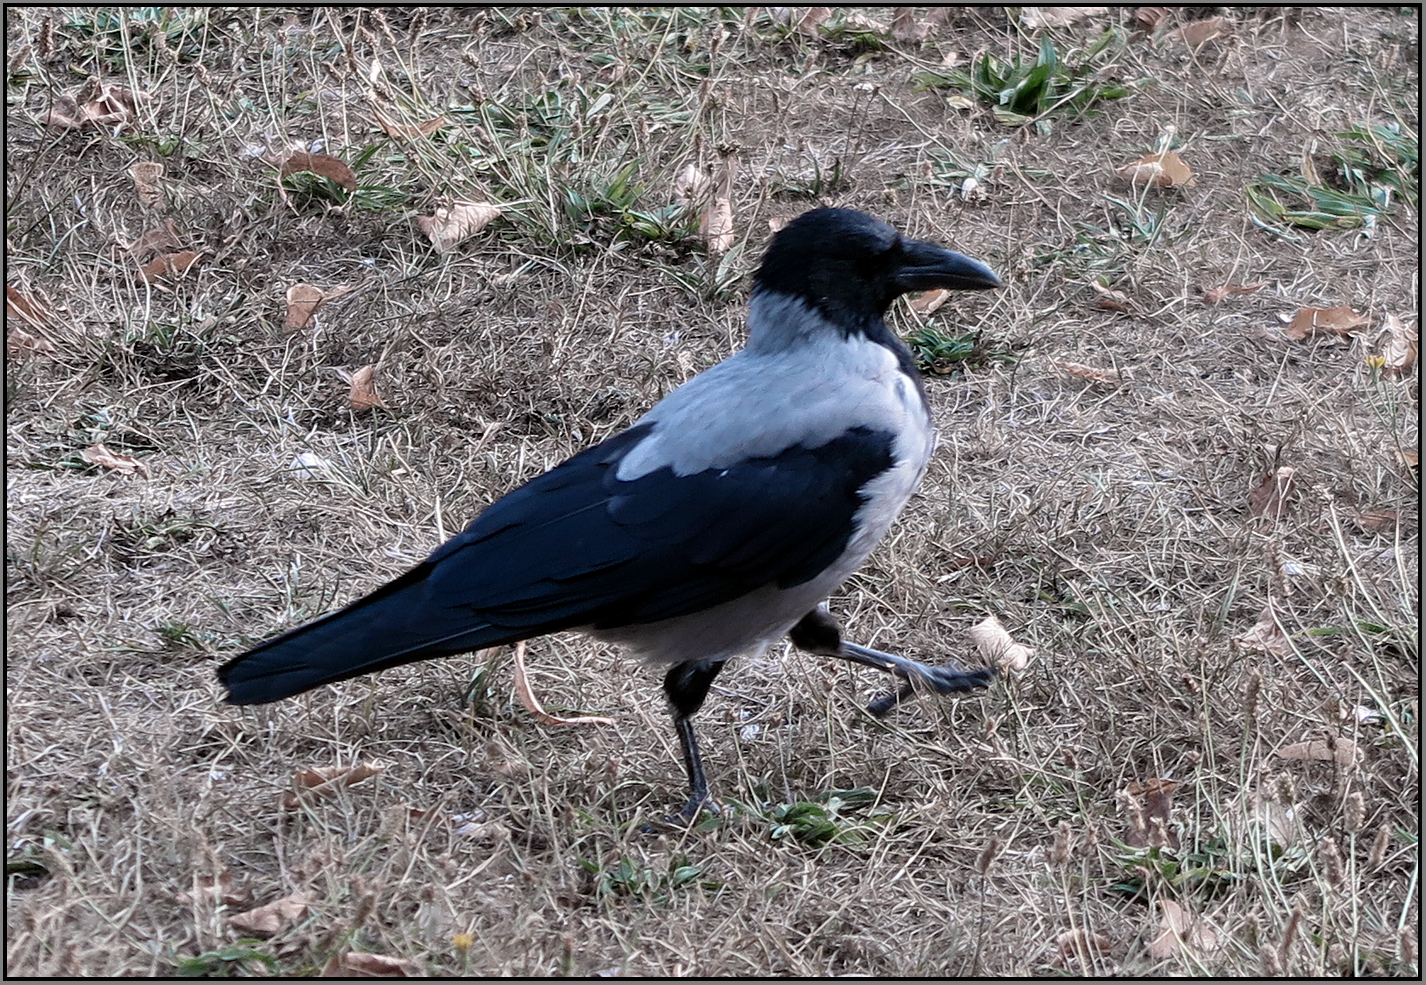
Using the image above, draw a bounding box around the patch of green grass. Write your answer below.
[580,854,705,902]
[173,942,279,978]
[914,32,1132,131]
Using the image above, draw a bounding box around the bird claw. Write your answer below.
[867,662,994,717]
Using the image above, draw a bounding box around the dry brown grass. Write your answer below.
[6,6,1418,977]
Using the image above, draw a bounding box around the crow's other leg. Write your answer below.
[789,606,993,717]
[662,659,727,820]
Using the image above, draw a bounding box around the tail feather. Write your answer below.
[218,564,516,704]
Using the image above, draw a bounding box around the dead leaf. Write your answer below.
[6,284,50,326]
[46,82,146,129]
[138,251,203,284]
[228,893,309,936]
[176,869,254,908]
[673,163,712,206]
[1056,928,1114,960]
[129,161,166,210]
[891,7,933,43]
[1354,509,1400,533]
[348,364,388,412]
[908,289,950,315]
[1135,7,1171,32]
[1021,7,1108,30]
[840,12,889,34]
[1123,778,1180,849]
[969,615,1034,672]
[1054,359,1121,383]
[1276,738,1360,766]
[1167,17,1230,47]
[1117,150,1195,188]
[1397,450,1419,474]
[1148,899,1219,959]
[1379,314,1417,376]
[280,760,387,809]
[372,106,447,140]
[418,201,502,253]
[1284,305,1370,341]
[1248,466,1298,521]
[280,150,358,192]
[1235,606,1290,659]
[327,952,422,977]
[1203,281,1265,306]
[794,7,832,37]
[81,443,149,476]
[767,216,791,233]
[701,150,738,254]
[126,219,186,261]
[285,283,352,331]
[7,328,57,358]
[1089,281,1135,313]
[512,641,616,727]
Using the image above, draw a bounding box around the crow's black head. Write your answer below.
[754,208,1000,329]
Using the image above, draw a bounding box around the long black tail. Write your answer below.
[218,563,517,705]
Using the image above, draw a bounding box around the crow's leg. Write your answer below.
[663,659,727,819]
[789,607,993,717]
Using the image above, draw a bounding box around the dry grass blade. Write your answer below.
[372,105,447,140]
[1053,359,1121,383]
[126,219,186,261]
[6,283,50,326]
[7,328,57,358]
[418,201,502,252]
[701,150,738,254]
[511,641,616,726]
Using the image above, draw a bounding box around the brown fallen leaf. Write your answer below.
[1054,359,1121,383]
[1397,450,1419,475]
[280,150,358,193]
[348,364,388,412]
[701,149,738,254]
[1203,281,1265,306]
[285,283,352,331]
[1167,16,1230,48]
[372,106,448,141]
[1122,778,1180,849]
[6,284,50,326]
[1089,281,1135,313]
[794,7,832,37]
[46,82,146,129]
[1117,150,1195,188]
[228,893,309,936]
[1248,465,1298,521]
[138,251,203,284]
[969,615,1034,672]
[1379,314,1417,376]
[7,328,58,358]
[1021,7,1109,30]
[908,288,950,315]
[326,952,423,978]
[1354,509,1400,533]
[1056,928,1114,960]
[1135,6,1171,32]
[130,161,165,210]
[280,760,387,809]
[1276,737,1360,766]
[891,7,933,43]
[512,641,616,727]
[418,201,502,253]
[1148,899,1219,960]
[126,219,186,261]
[1235,606,1290,659]
[1284,305,1370,341]
[81,443,149,476]
[673,163,712,207]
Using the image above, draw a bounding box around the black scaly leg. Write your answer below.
[789,606,993,716]
[662,659,727,819]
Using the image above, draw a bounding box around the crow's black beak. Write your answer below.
[894,237,1002,293]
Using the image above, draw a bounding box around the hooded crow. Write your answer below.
[219,208,1002,818]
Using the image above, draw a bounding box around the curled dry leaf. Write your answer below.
[6,284,50,326]
[280,760,387,809]
[7,329,58,358]
[285,283,352,331]
[1167,16,1230,47]
[126,218,185,261]
[330,952,423,978]
[1054,359,1121,383]
[1056,928,1114,960]
[1284,305,1369,341]
[1203,281,1265,306]
[1117,150,1195,188]
[701,150,738,254]
[1021,7,1108,30]
[1379,313,1417,376]
[1135,6,1171,32]
[1089,281,1134,313]
[512,641,616,727]
[673,163,712,206]
[46,82,146,129]
[1276,738,1361,766]
[372,105,448,140]
[418,201,502,253]
[81,443,149,476]
[228,893,309,936]
[1235,606,1290,658]
[908,288,950,315]
[348,364,388,412]
[969,615,1034,672]
[1248,466,1298,521]
[130,161,165,210]
[1122,778,1180,849]
[794,7,833,37]
[1354,509,1400,533]
[1149,899,1219,960]
[138,251,203,284]
[279,150,358,192]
